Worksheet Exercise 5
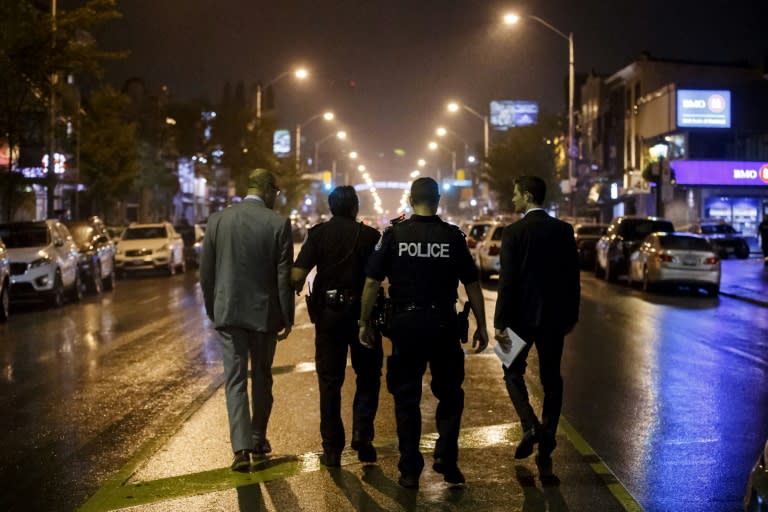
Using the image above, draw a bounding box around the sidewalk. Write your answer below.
[78,342,641,512]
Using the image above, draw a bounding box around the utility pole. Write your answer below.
[46,0,58,219]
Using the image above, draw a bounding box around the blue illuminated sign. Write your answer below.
[490,100,539,130]
[273,129,291,157]
[676,89,731,129]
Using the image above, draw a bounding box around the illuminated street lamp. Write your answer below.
[314,130,348,173]
[428,141,456,182]
[358,164,366,173]
[296,111,334,169]
[504,12,576,212]
[417,158,426,168]
[410,170,421,178]
[256,67,309,120]
[446,101,489,163]
[349,151,358,159]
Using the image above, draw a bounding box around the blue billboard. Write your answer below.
[273,129,291,157]
[490,100,539,130]
[676,89,731,129]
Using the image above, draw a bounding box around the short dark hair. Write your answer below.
[328,186,359,217]
[410,177,440,206]
[515,176,546,205]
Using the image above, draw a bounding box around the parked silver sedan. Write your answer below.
[627,232,720,296]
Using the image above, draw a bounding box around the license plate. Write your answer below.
[682,258,697,266]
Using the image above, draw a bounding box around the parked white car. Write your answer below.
[115,222,185,276]
[627,232,721,296]
[475,221,505,280]
[0,220,82,307]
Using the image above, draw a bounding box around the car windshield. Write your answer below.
[0,224,50,248]
[67,225,94,245]
[659,236,712,251]
[620,220,674,240]
[491,227,504,241]
[701,224,736,234]
[577,226,606,236]
[123,226,167,239]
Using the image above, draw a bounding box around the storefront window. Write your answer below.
[703,196,759,236]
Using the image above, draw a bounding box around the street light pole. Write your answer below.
[295,111,334,171]
[506,14,576,215]
[256,68,308,122]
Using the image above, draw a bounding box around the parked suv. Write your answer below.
[685,221,750,259]
[115,222,185,276]
[574,223,608,269]
[595,216,675,282]
[0,220,82,307]
[64,217,117,293]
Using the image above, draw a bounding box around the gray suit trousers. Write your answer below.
[217,327,278,453]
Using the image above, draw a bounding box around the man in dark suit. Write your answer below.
[494,176,580,471]
[200,168,294,472]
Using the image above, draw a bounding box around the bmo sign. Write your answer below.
[671,160,768,186]
[677,89,731,129]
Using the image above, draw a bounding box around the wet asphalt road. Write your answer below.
[0,266,766,511]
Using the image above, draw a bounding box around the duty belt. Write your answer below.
[393,301,456,314]
[325,288,360,306]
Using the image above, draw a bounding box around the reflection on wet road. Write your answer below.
[0,269,765,511]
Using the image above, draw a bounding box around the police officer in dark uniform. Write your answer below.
[358,177,489,488]
[291,186,383,467]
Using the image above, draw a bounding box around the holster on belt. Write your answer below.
[457,301,471,344]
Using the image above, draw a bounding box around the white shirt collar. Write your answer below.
[524,207,545,217]
[244,195,265,203]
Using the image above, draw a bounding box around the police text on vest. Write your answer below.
[398,242,450,258]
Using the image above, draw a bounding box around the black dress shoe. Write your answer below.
[514,428,540,459]
[433,459,465,485]
[398,472,420,489]
[320,451,341,467]
[252,439,272,458]
[231,450,251,472]
[352,441,377,463]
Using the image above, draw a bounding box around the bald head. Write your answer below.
[247,168,277,196]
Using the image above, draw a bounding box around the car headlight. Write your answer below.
[30,256,53,268]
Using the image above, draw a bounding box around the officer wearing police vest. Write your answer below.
[359,177,489,489]
[291,186,383,468]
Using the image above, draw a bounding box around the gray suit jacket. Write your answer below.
[200,198,294,333]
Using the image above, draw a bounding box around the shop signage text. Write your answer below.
[670,160,768,186]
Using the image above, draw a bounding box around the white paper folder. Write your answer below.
[494,327,528,368]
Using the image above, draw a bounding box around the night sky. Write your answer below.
[94,0,766,178]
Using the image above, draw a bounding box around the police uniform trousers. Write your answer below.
[217,327,278,453]
[387,308,464,476]
[502,327,564,442]
[315,304,383,456]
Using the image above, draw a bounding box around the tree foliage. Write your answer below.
[79,86,139,219]
[484,115,565,211]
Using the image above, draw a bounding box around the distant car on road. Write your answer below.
[65,217,117,294]
[0,220,82,307]
[595,216,675,282]
[684,221,750,259]
[573,223,608,268]
[627,232,720,296]
[0,236,9,321]
[744,438,768,511]
[115,222,185,276]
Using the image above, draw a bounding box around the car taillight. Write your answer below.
[488,245,500,256]
[467,239,477,249]
[657,254,673,262]
[704,256,719,265]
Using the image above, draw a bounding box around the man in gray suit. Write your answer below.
[200,168,295,472]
